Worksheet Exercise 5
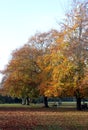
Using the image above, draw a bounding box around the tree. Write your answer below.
[62,1,88,110]
[36,1,88,110]
[1,44,40,105]
[28,30,58,107]
[48,1,88,110]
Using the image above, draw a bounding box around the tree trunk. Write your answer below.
[22,98,26,105]
[76,97,82,110]
[26,97,30,105]
[43,96,49,107]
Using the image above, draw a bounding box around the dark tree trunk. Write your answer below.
[43,96,49,107]
[76,97,82,110]
[26,97,30,105]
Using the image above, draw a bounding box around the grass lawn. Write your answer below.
[0,103,88,130]
[0,101,76,108]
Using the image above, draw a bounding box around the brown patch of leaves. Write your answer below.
[0,107,88,130]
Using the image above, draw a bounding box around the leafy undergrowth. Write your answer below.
[0,107,88,130]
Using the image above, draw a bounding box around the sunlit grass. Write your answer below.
[0,101,87,109]
[0,103,44,108]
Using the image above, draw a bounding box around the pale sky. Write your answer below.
[0,0,80,80]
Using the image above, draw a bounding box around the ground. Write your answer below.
[0,103,88,130]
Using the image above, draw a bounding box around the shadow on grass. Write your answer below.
[34,125,63,130]
[34,125,88,130]
[0,106,78,112]
[0,125,88,130]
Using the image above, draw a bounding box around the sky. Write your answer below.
[0,0,75,80]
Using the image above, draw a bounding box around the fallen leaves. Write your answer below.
[0,107,88,130]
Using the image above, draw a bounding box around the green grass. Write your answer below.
[0,101,87,109]
[0,102,76,108]
[49,101,76,107]
[0,103,45,108]
[0,103,26,107]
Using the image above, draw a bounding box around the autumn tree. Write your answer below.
[62,1,88,110]
[45,1,88,110]
[1,30,58,107]
[28,30,59,107]
[1,44,40,105]
[35,1,88,110]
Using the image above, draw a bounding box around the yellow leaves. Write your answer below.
[44,85,62,97]
[56,36,64,45]
[38,39,78,97]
